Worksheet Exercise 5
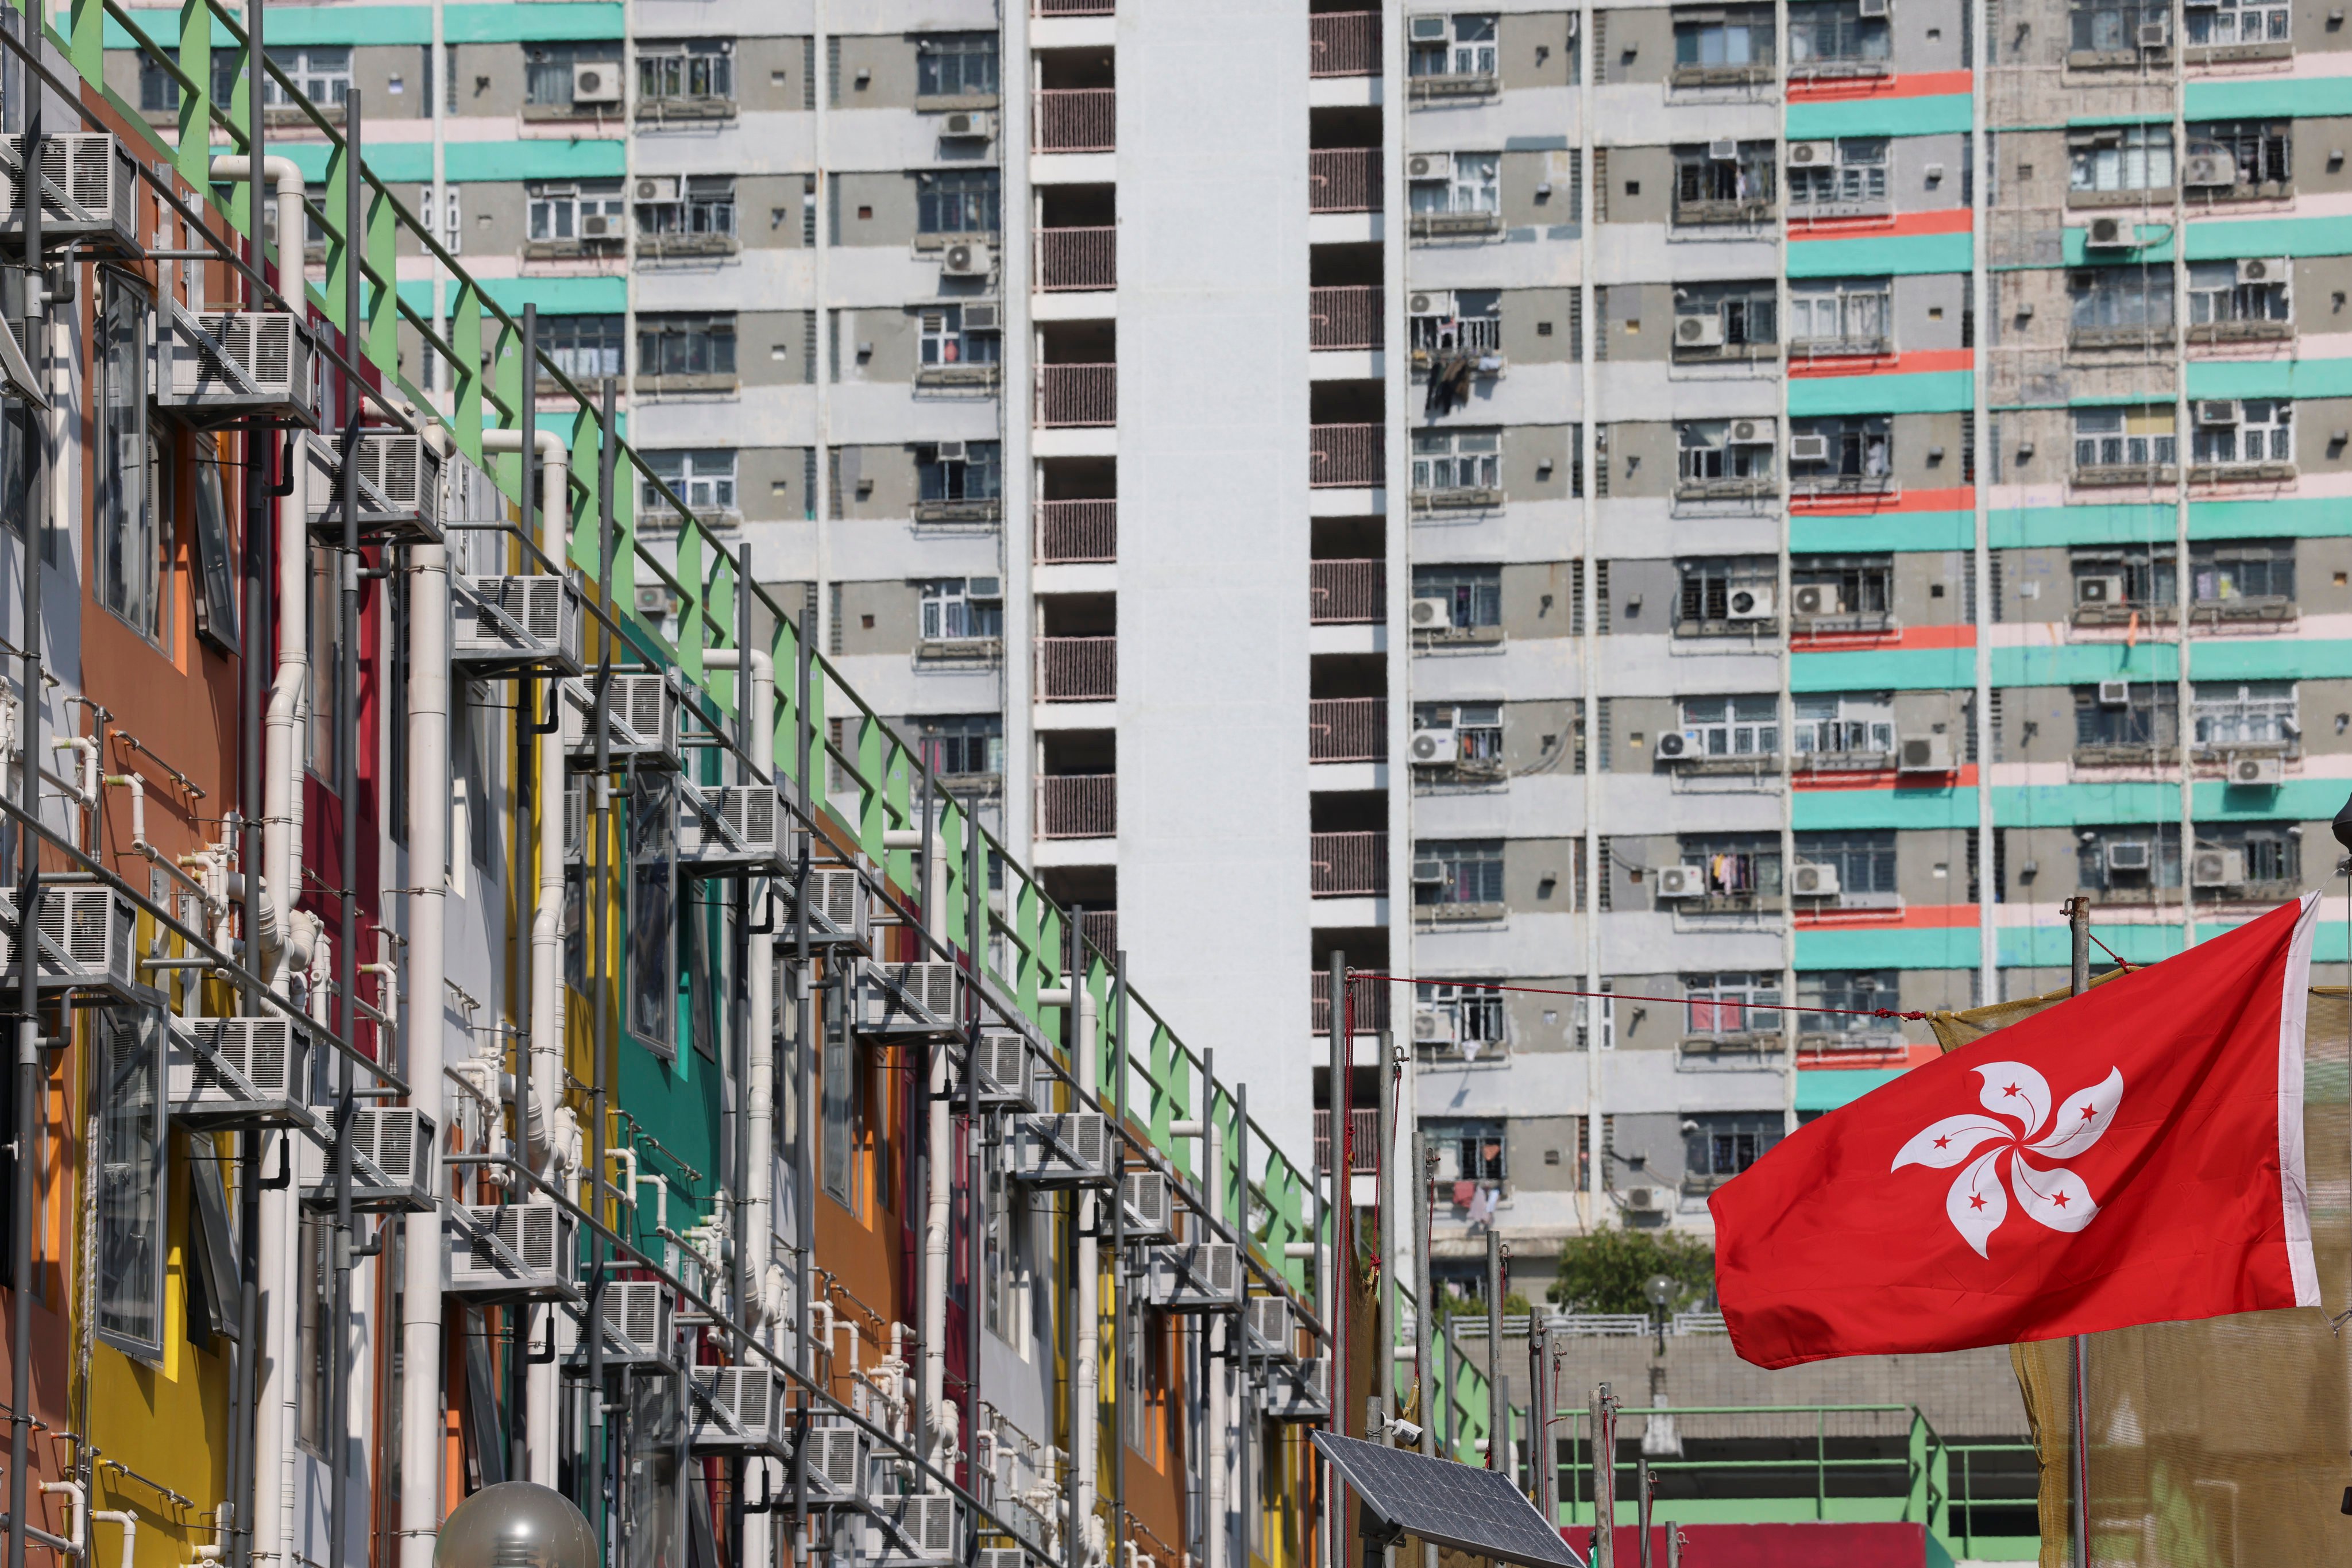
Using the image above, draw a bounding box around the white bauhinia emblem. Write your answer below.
[1891,1061,2123,1257]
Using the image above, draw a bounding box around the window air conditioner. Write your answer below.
[1412,1005,1459,1046]
[573,1280,677,1369]
[0,133,140,256]
[2104,840,2152,871]
[965,1031,1038,1111]
[1409,726,1459,764]
[960,302,1003,333]
[0,886,138,998]
[2085,217,2130,248]
[1010,1112,1114,1187]
[1728,418,1774,445]
[2077,576,2126,607]
[635,176,682,203]
[1247,1296,1299,1361]
[1790,862,1841,897]
[1653,730,1698,760]
[1786,141,1836,168]
[868,1494,961,1567]
[798,1424,872,1506]
[1788,433,1832,463]
[2238,258,2285,285]
[2183,152,2238,188]
[688,1366,788,1454]
[1408,290,1457,318]
[2137,18,2170,45]
[783,866,874,955]
[304,431,449,546]
[448,1199,574,1300]
[674,783,787,876]
[572,61,625,105]
[1725,586,1775,620]
[451,574,586,677]
[2098,678,2131,705]
[1408,14,1451,41]
[2231,752,2284,786]
[1140,1240,1241,1314]
[304,1107,436,1212]
[940,241,992,277]
[1709,138,1740,161]
[2191,847,2246,889]
[1261,1357,1329,1423]
[167,1016,311,1126]
[2195,400,2239,426]
[1856,0,1891,16]
[1410,859,1447,885]
[852,960,966,1038]
[941,111,997,141]
[158,307,319,429]
[1791,584,1842,616]
[1654,866,1706,898]
[1407,152,1452,182]
[1897,733,1952,773]
[967,575,1005,600]
[1409,596,1454,630]
[561,672,683,771]
[1120,1171,1174,1240]
[1676,315,1725,349]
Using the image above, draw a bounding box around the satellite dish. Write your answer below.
[1644,1273,1678,1311]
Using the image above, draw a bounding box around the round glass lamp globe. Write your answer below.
[433,1483,597,1568]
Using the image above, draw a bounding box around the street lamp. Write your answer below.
[433,1484,597,1568]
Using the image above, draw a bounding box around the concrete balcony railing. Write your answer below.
[1038,226,1116,291]
[1310,697,1385,762]
[1310,423,1384,487]
[1310,148,1380,213]
[1034,88,1115,153]
[1310,978,1391,1037]
[1038,364,1117,427]
[1310,11,1381,75]
[1314,1107,1381,1175]
[1036,499,1117,563]
[1310,285,1382,350]
[1310,559,1384,623]
[1311,831,1387,897]
[1037,774,1117,839]
[1037,636,1117,701]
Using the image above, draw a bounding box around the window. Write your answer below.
[2196,540,2295,601]
[1412,565,1503,628]
[918,580,1005,642]
[1408,14,1500,78]
[297,1213,330,1449]
[638,314,736,379]
[1677,422,1775,486]
[2075,682,2177,749]
[1409,290,1501,356]
[99,277,159,639]
[1427,1119,1508,1183]
[918,441,1002,503]
[1788,138,1888,208]
[1795,829,1896,894]
[2194,681,2297,747]
[820,981,858,1207]
[1411,429,1500,493]
[1686,1112,1783,1177]
[540,315,626,381]
[2070,268,2173,331]
[1673,280,1776,348]
[1787,277,1890,349]
[638,38,734,103]
[1416,702,1504,763]
[1674,6,1776,67]
[1788,0,1891,63]
[140,49,241,113]
[1792,692,1896,756]
[636,176,736,239]
[915,713,1005,778]
[2187,0,2290,44]
[2073,405,2176,471]
[1674,144,1775,213]
[529,180,626,243]
[919,304,1003,368]
[525,41,623,108]
[2188,122,2290,187]
[642,449,737,515]
[1682,974,1782,1036]
[1791,554,1893,616]
[917,34,999,96]
[2190,400,2292,468]
[1678,556,1776,625]
[1408,152,1501,217]
[2070,0,2169,51]
[2187,260,2290,325]
[2069,126,2174,193]
[2078,823,2181,891]
[95,1009,164,1358]
[307,549,341,783]
[1797,971,1898,1034]
[190,446,238,652]
[262,46,351,106]
[1678,695,1779,757]
[917,169,1001,235]
[1413,839,1504,906]
[629,777,677,1056]
[2202,822,2300,885]
[1415,982,1508,1046]
[1790,416,1891,484]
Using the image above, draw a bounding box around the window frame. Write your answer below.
[1673,143,1778,215]
[917,579,1006,643]
[1678,694,1780,758]
[917,441,1004,504]
[1413,839,1505,907]
[641,449,738,516]
[1677,554,1778,625]
[917,168,1002,236]
[914,713,1007,779]
[1685,1112,1784,1180]
[636,312,738,380]
[2072,404,2177,472]
[537,314,628,381]
[1409,428,1501,493]
[2189,399,2293,469]
[1677,836,1783,900]
[1787,137,1890,209]
[636,37,736,103]
[98,272,160,642]
[1426,1118,1509,1184]
[916,33,1001,98]
[95,1007,167,1361]
[1676,422,1776,485]
[2192,680,2297,748]
[2068,125,2175,193]
[918,304,1004,369]
[1672,6,1778,68]
[1787,0,1892,64]
[523,40,624,109]
[1787,276,1891,350]
[2185,259,2290,326]
[1793,828,1898,895]
[1795,970,1901,1036]
[1680,974,1783,1038]
[1792,690,1897,757]
[1411,563,1503,628]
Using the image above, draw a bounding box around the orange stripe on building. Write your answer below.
[1787,68,1974,103]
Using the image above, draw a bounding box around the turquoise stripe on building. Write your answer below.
[2185,75,2352,121]
[1792,785,1975,831]
[1788,369,1972,416]
[1795,1069,1905,1113]
[1996,920,2343,967]
[1786,95,1972,140]
[263,140,623,186]
[1798,639,2352,693]
[2186,217,2352,261]
[107,3,620,48]
[395,277,624,315]
[1792,510,1975,554]
[2184,357,2352,401]
[1990,495,2352,547]
[1795,926,1986,970]
[1790,918,2342,975]
[1789,230,1972,277]
[2058,226,2175,265]
[1793,778,2345,833]
[1793,646,1973,692]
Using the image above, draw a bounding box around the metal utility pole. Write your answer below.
[584,374,617,1539]
[790,612,813,1568]
[1484,1230,1503,1469]
[1323,952,1348,1568]
[1110,951,1129,1567]
[963,815,984,1538]
[1590,1384,1616,1568]
[2067,894,2090,1568]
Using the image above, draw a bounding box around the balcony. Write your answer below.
[1037,636,1117,701]
[1038,364,1117,426]
[1310,697,1385,763]
[1310,559,1384,623]
[1036,0,1111,12]
[1311,423,1385,487]
[1310,11,1381,76]
[1310,149,1380,214]
[1038,227,1115,291]
[1309,978,1391,1038]
[1311,832,1387,897]
[1314,1107,1381,1175]
[1038,774,1117,839]
[1310,286,1382,350]
[1034,89,1114,153]
[1036,500,1117,563]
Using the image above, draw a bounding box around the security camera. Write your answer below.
[1390,1419,1424,1447]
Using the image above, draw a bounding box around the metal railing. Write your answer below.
[1310,559,1384,623]
[1312,1107,1381,1175]
[1036,637,1118,701]
[1310,974,1392,1034]
[1038,226,1116,291]
[1311,423,1385,486]
[1034,88,1115,152]
[1036,499,1117,563]
[1309,696,1385,762]
[1310,11,1382,75]
[1311,831,1387,897]
[1310,285,1382,350]
[1037,774,1117,839]
[1038,364,1118,427]
[1036,0,1113,12]
[1310,148,1381,213]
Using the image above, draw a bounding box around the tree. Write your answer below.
[1546,1229,1714,1316]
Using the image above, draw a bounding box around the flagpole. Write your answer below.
[2067,895,2091,1568]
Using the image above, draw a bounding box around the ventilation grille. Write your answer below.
[186,1018,299,1098]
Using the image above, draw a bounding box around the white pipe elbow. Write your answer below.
[87,1511,134,1568]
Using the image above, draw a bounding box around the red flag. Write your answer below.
[1712,894,2322,1369]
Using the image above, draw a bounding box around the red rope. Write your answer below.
[1340,971,1934,1023]
[2087,933,2138,971]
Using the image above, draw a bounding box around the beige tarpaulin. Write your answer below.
[1922,979,2351,1567]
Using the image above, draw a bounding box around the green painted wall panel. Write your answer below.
[1786,94,1973,140]
[1788,369,1973,416]
[1795,926,1987,970]
[1793,647,1973,692]
[2185,217,2352,260]
[1791,785,1976,831]
[1789,230,1973,277]
[1792,511,1975,554]
[2186,75,2352,121]
[2185,356,2352,401]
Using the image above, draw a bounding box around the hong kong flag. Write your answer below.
[1712,893,2323,1369]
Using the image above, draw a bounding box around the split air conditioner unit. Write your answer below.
[852,960,967,1039]
[1406,152,1452,182]
[1791,584,1842,616]
[304,430,449,546]
[1140,1239,1241,1314]
[2238,257,2286,285]
[1653,731,1699,760]
[166,1015,312,1128]
[1120,1170,1174,1240]
[1412,1004,1459,1046]
[2183,152,2238,188]
[157,307,319,429]
[688,1366,789,1455]
[2191,847,2246,888]
[2077,576,2126,606]
[1897,733,1952,773]
[1408,290,1456,318]
[0,133,141,256]
[1677,315,1725,348]
[1728,418,1774,445]
[451,573,586,677]
[1786,141,1836,168]
[1725,586,1775,620]
[561,672,683,771]
[448,1199,576,1300]
[635,176,682,203]
[2085,216,2131,248]
[304,1107,437,1212]
[1790,861,1842,897]
[1621,1185,1666,1214]
[940,241,991,278]
[940,110,997,141]
[1409,596,1454,630]
[2230,752,2284,786]
[1654,866,1706,898]
[1009,1112,1114,1187]
[572,61,625,105]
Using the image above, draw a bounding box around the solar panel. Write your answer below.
[1310,1432,1586,1568]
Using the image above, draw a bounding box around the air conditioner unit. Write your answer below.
[853,960,965,1038]
[1411,1005,1459,1046]
[1654,730,1698,760]
[1261,1357,1329,1423]
[932,441,971,466]
[1786,141,1836,168]
[572,61,624,105]
[2195,400,2239,426]
[2098,678,2132,706]
[304,430,449,546]
[1897,733,1952,773]
[0,133,140,256]
[1654,866,1706,898]
[2230,752,2284,786]
[304,1107,436,1212]
[1141,1240,1241,1314]
[1621,1185,1665,1214]
[2104,840,2152,872]
[1855,0,1891,16]
[1676,315,1725,348]
[868,1494,961,1566]
[2085,216,2130,248]
[1409,596,1454,630]
[570,1280,677,1370]
[1408,14,1450,41]
[940,241,992,278]
[2191,847,2246,889]
[634,583,677,617]
[941,110,997,141]
[1791,584,1842,616]
[799,1423,873,1507]
[449,1199,574,1300]
[166,1016,311,1127]
[451,574,586,677]
[1725,586,1774,620]
[580,213,617,240]
[1788,434,1832,463]
[965,1031,1038,1111]
[2137,18,2170,45]
[688,1366,788,1454]
[2183,152,2237,188]
[1709,138,1740,161]
[635,175,682,203]
[1790,861,1842,897]
[1406,152,1451,182]
[1120,1171,1173,1240]
[1409,727,1459,765]
[2237,257,2286,285]
[1247,1296,1299,1362]
[676,783,788,878]
[2077,576,2126,607]
[1728,418,1773,445]
[561,672,683,771]
[960,302,1003,333]
[157,307,319,429]
[0,886,140,999]
[1410,859,1447,885]
[967,575,1005,600]
[1408,290,1456,318]
[783,866,875,955]
[1010,1112,1114,1187]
